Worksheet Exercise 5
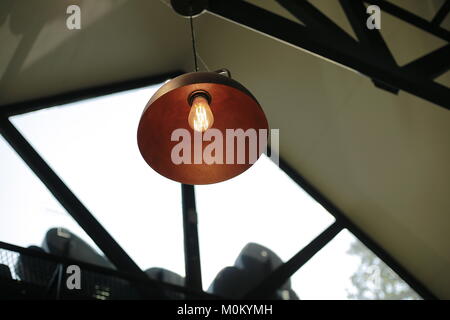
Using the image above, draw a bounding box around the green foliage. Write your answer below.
[346,240,421,300]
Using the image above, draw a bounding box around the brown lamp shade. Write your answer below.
[137,72,269,185]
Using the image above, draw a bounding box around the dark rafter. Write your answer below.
[340,0,395,64]
[340,0,399,93]
[208,0,450,110]
[431,0,450,26]
[366,0,450,41]
[275,0,357,47]
[403,44,450,79]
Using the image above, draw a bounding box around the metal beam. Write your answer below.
[275,0,357,46]
[402,44,450,79]
[0,117,146,277]
[208,0,450,110]
[340,0,396,65]
[244,222,343,299]
[340,0,399,93]
[365,0,450,41]
[431,0,450,26]
[181,184,203,291]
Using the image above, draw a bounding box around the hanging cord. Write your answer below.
[189,15,199,72]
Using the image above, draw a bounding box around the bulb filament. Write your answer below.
[188,93,214,132]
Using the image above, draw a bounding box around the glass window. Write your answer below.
[10,85,185,277]
[0,136,102,254]
[195,154,335,290]
[291,229,421,300]
[5,84,421,299]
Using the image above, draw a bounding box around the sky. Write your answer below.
[0,84,373,299]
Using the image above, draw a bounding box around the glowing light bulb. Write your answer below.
[188,94,214,132]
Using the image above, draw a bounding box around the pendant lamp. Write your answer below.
[137,1,268,185]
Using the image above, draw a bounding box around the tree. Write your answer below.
[346,240,421,300]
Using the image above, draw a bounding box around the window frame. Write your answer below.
[0,70,436,300]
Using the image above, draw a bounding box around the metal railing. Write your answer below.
[0,241,214,300]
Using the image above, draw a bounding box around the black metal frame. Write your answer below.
[244,221,343,299]
[0,0,444,300]
[181,184,203,291]
[431,0,450,27]
[208,0,450,110]
[0,118,144,277]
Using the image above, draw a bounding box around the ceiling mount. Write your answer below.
[170,0,208,17]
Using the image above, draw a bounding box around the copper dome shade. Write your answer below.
[137,71,269,185]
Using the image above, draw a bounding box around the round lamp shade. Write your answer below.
[137,72,268,185]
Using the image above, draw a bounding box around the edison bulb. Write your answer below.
[188,94,214,132]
